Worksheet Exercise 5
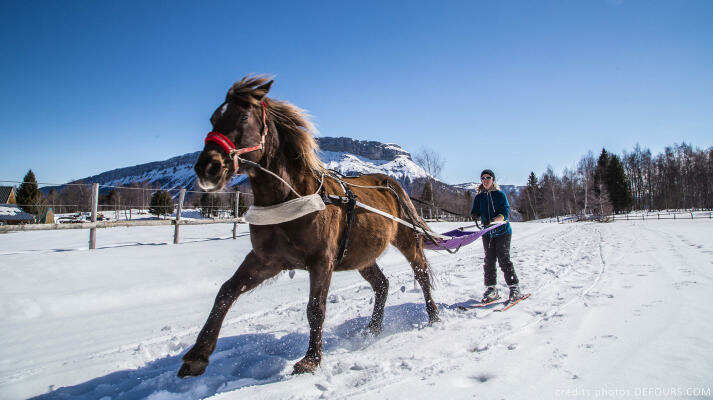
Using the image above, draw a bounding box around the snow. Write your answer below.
[1,220,712,399]
[0,204,34,220]
[320,151,428,181]
[453,182,480,191]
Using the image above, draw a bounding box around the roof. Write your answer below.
[0,186,14,203]
[0,203,35,221]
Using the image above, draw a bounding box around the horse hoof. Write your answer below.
[362,325,382,337]
[428,315,441,325]
[292,357,319,374]
[177,360,208,378]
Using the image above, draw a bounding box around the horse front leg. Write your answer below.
[292,260,334,374]
[178,251,281,378]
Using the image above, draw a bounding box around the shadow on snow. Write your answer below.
[31,302,432,400]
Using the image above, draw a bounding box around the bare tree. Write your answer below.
[413,148,445,180]
[413,147,445,208]
[59,182,92,213]
[541,166,560,221]
[595,183,614,218]
[577,151,596,215]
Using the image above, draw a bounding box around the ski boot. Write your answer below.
[482,286,500,303]
[508,285,523,302]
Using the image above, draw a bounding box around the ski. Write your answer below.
[457,298,506,311]
[494,293,531,312]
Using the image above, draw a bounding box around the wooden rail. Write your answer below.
[610,211,712,221]
[0,218,243,233]
[0,184,251,251]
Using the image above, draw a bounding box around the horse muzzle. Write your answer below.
[195,152,231,191]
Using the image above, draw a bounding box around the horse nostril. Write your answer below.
[206,160,222,177]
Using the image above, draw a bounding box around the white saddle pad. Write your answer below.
[243,193,326,225]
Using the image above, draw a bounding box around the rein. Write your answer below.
[201,101,449,241]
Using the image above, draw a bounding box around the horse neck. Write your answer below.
[248,155,317,207]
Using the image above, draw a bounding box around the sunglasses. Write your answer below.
[481,176,493,181]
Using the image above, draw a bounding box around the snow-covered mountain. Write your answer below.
[68,137,428,191]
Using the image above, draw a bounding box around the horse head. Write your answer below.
[194,75,274,191]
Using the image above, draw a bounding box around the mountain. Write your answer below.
[63,137,429,192]
[41,137,526,218]
[318,137,428,183]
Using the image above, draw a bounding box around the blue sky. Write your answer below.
[1,0,711,186]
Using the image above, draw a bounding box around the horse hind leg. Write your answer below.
[393,232,440,323]
[358,263,389,335]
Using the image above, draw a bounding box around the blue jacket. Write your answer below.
[470,189,512,237]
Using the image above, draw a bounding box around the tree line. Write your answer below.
[512,142,713,221]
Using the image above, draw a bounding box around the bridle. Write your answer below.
[204,101,270,171]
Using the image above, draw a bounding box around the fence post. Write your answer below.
[89,183,98,250]
[173,189,186,244]
[233,191,240,239]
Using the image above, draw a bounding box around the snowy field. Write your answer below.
[1,220,712,399]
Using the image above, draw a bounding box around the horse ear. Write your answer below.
[253,80,273,100]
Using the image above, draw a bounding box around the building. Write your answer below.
[0,186,17,204]
[0,203,35,225]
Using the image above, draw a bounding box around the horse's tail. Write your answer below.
[391,183,432,235]
[388,181,437,287]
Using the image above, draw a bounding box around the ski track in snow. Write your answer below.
[1,221,712,399]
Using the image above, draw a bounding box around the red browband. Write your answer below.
[204,101,269,164]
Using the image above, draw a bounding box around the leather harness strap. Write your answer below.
[321,174,358,265]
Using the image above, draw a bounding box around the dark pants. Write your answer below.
[482,234,519,287]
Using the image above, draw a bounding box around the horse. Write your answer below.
[179,75,439,378]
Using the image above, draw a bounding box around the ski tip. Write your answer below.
[494,293,531,312]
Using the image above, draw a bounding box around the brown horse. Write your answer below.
[179,75,438,378]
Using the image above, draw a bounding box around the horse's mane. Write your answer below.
[227,75,325,176]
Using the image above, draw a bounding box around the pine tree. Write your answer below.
[16,170,44,215]
[149,190,174,218]
[199,192,232,217]
[606,154,633,213]
[522,171,540,220]
[199,193,214,217]
[593,149,609,196]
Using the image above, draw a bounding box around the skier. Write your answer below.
[470,169,523,303]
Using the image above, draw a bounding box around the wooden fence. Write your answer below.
[609,210,713,221]
[0,184,245,249]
